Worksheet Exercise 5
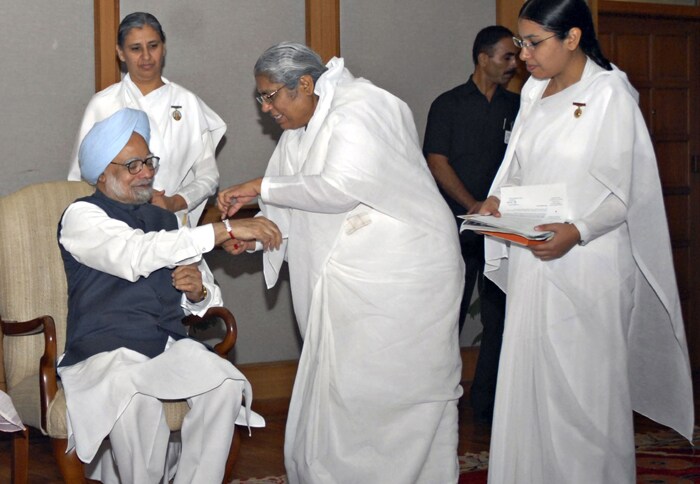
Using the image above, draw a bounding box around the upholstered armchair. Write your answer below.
[0,181,241,483]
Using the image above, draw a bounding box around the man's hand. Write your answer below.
[221,238,256,255]
[218,217,282,252]
[172,264,206,302]
[529,222,581,261]
[217,178,263,218]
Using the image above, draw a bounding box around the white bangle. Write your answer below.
[222,219,235,240]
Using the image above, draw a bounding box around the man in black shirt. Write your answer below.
[423,25,520,423]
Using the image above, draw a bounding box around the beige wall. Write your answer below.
[341,0,495,142]
[1,0,495,363]
[0,1,94,196]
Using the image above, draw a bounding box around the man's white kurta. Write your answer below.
[485,59,694,484]
[58,202,259,477]
[68,74,226,226]
[258,58,464,483]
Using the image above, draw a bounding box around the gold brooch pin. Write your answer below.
[171,105,182,121]
[573,102,586,118]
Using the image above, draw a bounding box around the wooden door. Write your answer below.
[598,14,700,369]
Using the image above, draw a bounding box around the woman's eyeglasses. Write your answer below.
[256,87,285,105]
[512,34,557,50]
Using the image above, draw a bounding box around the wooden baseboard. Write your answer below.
[239,346,479,401]
[238,359,298,401]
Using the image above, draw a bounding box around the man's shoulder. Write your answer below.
[496,86,520,104]
[62,195,108,226]
[430,79,483,114]
[70,193,98,207]
[431,81,474,105]
[67,194,178,231]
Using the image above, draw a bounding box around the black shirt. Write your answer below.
[423,77,520,218]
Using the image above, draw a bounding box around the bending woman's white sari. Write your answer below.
[486,59,694,484]
[259,58,464,484]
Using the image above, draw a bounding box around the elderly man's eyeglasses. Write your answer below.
[512,34,557,50]
[255,87,284,105]
[110,155,160,175]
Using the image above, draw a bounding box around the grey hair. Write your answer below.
[118,12,166,47]
[254,42,328,89]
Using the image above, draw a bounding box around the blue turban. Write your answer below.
[78,108,151,184]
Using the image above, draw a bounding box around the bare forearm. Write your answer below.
[426,153,477,211]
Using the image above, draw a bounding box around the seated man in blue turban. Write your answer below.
[57,107,281,483]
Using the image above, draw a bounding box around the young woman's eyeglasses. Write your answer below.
[255,87,284,105]
[512,34,557,50]
[110,155,160,175]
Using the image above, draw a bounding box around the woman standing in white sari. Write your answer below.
[479,1,694,482]
[68,12,225,227]
[218,42,464,484]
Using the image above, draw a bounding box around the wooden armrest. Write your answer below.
[0,315,59,432]
[182,307,238,357]
[0,315,47,336]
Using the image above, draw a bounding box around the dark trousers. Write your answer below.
[459,232,506,420]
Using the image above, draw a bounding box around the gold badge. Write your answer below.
[171,105,182,121]
[573,102,586,118]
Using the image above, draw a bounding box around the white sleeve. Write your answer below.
[59,201,216,282]
[176,132,220,210]
[261,174,358,213]
[573,193,627,245]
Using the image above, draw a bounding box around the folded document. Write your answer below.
[459,214,554,246]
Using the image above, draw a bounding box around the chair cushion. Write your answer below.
[163,401,191,431]
[7,375,42,432]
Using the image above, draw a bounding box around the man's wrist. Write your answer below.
[213,219,235,245]
[188,284,208,304]
[222,219,236,239]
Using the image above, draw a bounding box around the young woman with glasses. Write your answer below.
[478,1,693,482]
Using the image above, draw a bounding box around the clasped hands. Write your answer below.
[478,196,581,261]
[216,178,281,255]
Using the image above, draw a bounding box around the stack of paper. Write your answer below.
[459,214,553,246]
[458,183,568,246]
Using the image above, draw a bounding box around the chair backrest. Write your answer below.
[0,181,94,391]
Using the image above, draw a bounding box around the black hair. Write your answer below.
[519,0,612,70]
[118,12,166,48]
[472,25,515,65]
